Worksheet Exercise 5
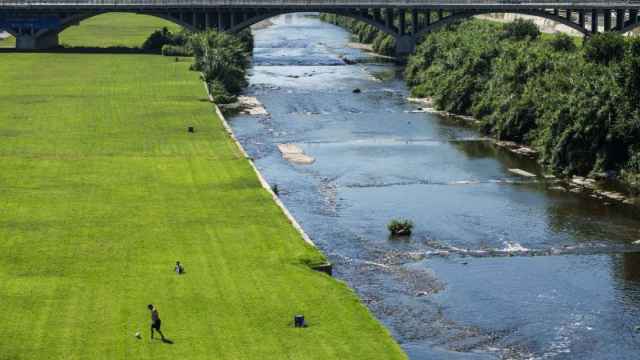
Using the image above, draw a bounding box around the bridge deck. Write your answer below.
[1,0,640,10]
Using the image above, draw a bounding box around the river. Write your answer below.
[229,14,640,359]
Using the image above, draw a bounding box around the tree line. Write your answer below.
[406,20,640,191]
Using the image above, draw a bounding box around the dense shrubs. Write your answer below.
[387,219,414,236]
[501,18,540,40]
[548,33,577,52]
[319,13,397,56]
[141,27,252,104]
[142,27,191,52]
[583,32,626,65]
[405,20,640,188]
[161,44,191,56]
[190,30,251,103]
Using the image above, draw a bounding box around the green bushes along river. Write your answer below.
[143,27,253,104]
[405,20,640,190]
[322,15,640,192]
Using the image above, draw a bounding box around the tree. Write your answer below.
[548,33,576,52]
[583,32,625,65]
[142,27,174,51]
[190,30,250,95]
[501,19,540,41]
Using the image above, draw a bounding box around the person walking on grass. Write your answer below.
[148,304,165,340]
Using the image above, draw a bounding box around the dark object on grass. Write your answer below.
[175,261,184,275]
[311,262,333,276]
[188,126,194,133]
[387,219,413,236]
[294,314,305,328]
[272,184,279,195]
[352,88,361,94]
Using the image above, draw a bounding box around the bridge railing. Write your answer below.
[0,0,637,6]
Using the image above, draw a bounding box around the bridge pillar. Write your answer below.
[373,9,381,22]
[385,8,393,29]
[603,9,611,31]
[395,35,415,58]
[218,11,225,31]
[15,32,58,50]
[411,9,418,34]
[631,10,639,26]
[579,11,585,28]
[616,9,625,30]
[398,9,406,36]
[591,10,599,33]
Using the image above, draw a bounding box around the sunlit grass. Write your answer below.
[0,14,406,360]
[60,12,180,48]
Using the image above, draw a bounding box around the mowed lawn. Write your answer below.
[0,15,406,360]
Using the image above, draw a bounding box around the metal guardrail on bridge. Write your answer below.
[1,0,640,6]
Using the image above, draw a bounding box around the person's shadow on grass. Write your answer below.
[161,338,174,344]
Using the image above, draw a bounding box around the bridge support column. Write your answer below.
[385,8,393,29]
[603,9,611,31]
[591,10,599,33]
[373,9,381,22]
[616,9,625,30]
[411,9,418,34]
[631,10,639,26]
[579,11,585,28]
[15,32,59,50]
[398,9,406,36]
[395,35,415,58]
[218,11,225,31]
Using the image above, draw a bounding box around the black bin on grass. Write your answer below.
[294,315,305,328]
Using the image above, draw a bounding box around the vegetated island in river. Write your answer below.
[321,14,640,199]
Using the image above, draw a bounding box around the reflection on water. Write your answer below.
[232,14,640,359]
[622,252,640,282]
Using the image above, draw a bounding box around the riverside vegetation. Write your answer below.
[322,15,640,193]
[0,13,406,359]
[406,20,640,192]
[143,27,253,104]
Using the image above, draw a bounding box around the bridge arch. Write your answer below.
[414,10,590,39]
[227,10,399,39]
[35,11,193,40]
[620,22,640,35]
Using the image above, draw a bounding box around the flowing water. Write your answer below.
[230,14,640,359]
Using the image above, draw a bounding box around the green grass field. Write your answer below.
[0,33,15,48]
[0,14,406,360]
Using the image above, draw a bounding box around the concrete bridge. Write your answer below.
[1,1,640,54]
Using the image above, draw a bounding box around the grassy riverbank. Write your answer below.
[0,15,406,359]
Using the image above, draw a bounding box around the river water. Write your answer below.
[230,14,640,359]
